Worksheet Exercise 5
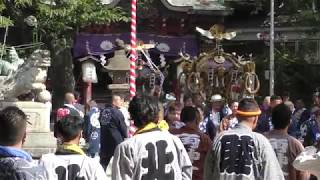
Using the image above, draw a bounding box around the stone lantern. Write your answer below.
[104,49,130,100]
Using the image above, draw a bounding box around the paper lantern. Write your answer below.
[82,61,98,83]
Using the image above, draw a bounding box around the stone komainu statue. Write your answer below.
[0,49,50,101]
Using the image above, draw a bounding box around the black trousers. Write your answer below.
[100,154,113,170]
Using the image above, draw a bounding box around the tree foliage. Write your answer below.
[1,0,129,40]
[36,0,129,41]
[259,0,320,26]
[0,1,11,27]
[255,42,320,103]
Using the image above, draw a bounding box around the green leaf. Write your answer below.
[0,16,13,27]
[14,0,33,7]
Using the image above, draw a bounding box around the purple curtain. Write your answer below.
[73,33,199,60]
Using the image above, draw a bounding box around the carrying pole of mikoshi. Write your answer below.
[130,0,138,99]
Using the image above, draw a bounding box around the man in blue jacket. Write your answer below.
[83,100,101,158]
[99,95,128,170]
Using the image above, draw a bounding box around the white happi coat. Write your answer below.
[293,146,320,179]
[40,154,107,180]
[112,129,193,180]
[204,123,285,180]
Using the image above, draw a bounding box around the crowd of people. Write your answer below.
[1,90,320,180]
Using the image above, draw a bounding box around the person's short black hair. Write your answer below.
[272,103,291,130]
[128,95,160,128]
[271,95,282,101]
[73,91,80,100]
[238,98,260,112]
[55,115,84,142]
[0,106,27,146]
[237,98,260,121]
[180,106,198,123]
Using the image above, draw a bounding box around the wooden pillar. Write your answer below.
[83,81,92,112]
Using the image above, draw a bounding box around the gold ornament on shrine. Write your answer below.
[176,24,260,101]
